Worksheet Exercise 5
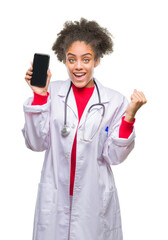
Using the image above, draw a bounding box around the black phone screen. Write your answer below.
[31,53,50,87]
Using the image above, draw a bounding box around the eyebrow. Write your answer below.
[67,53,93,57]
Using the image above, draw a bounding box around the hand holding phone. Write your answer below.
[25,53,51,95]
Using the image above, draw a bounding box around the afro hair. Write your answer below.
[52,18,114,62]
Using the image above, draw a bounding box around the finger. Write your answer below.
[25,76,31,83]
[26,70,33,76]
[46,69,52,86]
[25,67,33,79]
[135,91,147,104]
[27,62,33,73]
[132,90,147,103]
[29,67,33,73]
[140,91,147,103]
[25,74,32,79]
[131,92,142,102]
[25,66,33,79]
[135,91,144,102]
[47,69,51,77]
[47,69,52,80]
[25,77,31,88]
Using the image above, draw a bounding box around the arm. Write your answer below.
[22,97,51,151]
[118,89,146,139]
[119,116,135,139]
[102,96,135,165]
[22,64,52,152]
[103,90,147,165]
[31,92,49,105]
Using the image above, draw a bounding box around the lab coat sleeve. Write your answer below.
[22,96,51,152]
[102,96,135,165]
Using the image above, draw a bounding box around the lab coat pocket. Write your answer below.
[103,189,122,231]
[36,183,57,230]
[98,129,108,158]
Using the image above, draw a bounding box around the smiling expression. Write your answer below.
[65,41,99,88]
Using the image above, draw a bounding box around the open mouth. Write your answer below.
[73,73,86,79]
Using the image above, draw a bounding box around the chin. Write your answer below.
[73,81,86,88]
[70,78,87,88]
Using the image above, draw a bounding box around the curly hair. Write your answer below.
[52,18,114,63]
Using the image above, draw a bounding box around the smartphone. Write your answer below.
[31,53,50,87]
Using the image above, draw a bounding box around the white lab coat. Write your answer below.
[22,78,135,240]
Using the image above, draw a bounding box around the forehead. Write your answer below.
[66,41,95,56]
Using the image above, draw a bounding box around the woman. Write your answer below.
[23,18,147,240]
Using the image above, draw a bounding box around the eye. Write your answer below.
[68,58,75,63]
[83,59,90,63]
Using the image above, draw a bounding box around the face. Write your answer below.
[65,41,99,88]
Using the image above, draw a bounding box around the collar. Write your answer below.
[57,78,110,103]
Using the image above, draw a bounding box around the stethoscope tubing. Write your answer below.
[61,79,105,138]
[64,81,72,126]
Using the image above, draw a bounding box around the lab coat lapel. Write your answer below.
[57,78,110,127]
[78,79,110,128]
[57,79,78,119]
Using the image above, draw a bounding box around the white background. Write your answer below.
[0,0,168,239]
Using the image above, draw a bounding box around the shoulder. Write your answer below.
[106,86,125,99]
[49,80,65,90]
[48,79,69,95]
[95,78,128,105]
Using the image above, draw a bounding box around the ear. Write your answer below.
[94,57,100,68]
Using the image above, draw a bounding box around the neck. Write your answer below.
[85,79,95,88]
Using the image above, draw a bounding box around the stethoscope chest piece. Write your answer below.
[61,125,71,137]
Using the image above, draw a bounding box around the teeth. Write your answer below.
[74,73,85,76]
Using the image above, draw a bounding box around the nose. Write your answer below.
[75,60,83,70]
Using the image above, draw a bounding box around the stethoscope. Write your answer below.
[61,79,105,142]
